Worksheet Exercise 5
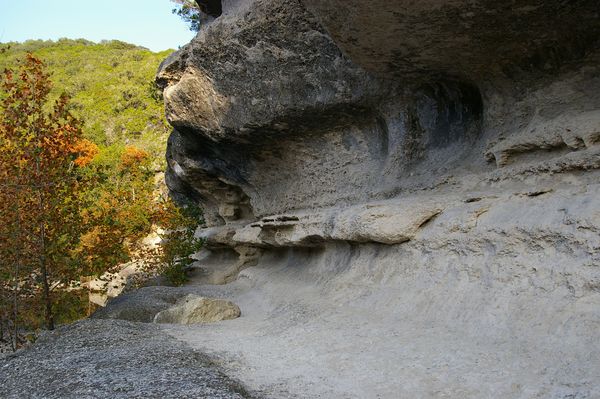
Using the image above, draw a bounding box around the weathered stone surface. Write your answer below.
[303,0,600,81]
[6,2,599,398]
[154,0,600,397]
[202,199,445,247]
[485,110,600,167]
[0,319,254,399]
[91,286,191,322]
[331,202,443,245]
[159,0,600,229]
[154,295,241,324]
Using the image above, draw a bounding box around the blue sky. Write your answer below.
[0,0,196,52]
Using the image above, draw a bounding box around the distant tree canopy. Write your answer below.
[171,0,222,31]
[0,39,172,163]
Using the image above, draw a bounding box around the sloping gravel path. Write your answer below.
[0,318,255,399]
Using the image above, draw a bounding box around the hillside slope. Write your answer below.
[0,39,171,166]
[0,39,179,328]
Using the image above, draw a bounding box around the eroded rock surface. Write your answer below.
[154,294,241,324]
[156,0,600,397]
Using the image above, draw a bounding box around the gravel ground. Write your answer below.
[0,318,255,399]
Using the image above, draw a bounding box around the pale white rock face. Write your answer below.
[84,228,165,307]
[156,0,600,397]
[154,295,241,325]
[331,202,443,244]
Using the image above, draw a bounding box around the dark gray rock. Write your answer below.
[0,319,255,399]
[303,0,600,82]
[91,286,190,322]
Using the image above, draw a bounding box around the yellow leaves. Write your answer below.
[78,226,103,251]
[71,139,99,167]
[153,196,184,228]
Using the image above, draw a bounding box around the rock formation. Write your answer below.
[156,0,600,397]
[154,294,241,324]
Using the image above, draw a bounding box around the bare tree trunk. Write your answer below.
[0,308,4,344]
[39,218,54,331]
[36,160,54,331]
[12,187,22,350]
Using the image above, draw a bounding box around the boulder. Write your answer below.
[154,295,241,325]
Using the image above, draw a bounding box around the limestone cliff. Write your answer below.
[157,1,600,397]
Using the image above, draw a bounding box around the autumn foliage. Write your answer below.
[0,54,203,349]
[71,139,99,167]
[0,54,91,342]
[121,145,149,168]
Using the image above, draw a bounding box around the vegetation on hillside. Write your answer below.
[0,39,172,165]
[0,41,203,350]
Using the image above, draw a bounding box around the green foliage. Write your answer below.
[0,39,172,169]
[75,145,157,276]
[0,39,177,277]
[155,198,204,286]
[0,41,206,343]
[171,0,204,31]
[52,289,90,326]
[163,263,188,286]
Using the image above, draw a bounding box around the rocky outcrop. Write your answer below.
[159,0,599,232]
[157,0,600,397]
[154,294,241,324]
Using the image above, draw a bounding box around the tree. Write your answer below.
[171,0,222,31]
[153,197,204,286]
[0,54,92,334]
[172,0,203,31]
[0,50,206,349]
[77,144,204,288]
[75,145,156,276]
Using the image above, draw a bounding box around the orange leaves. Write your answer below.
[0,52,91,330]
[0,53,84,181]
[120,145,149,168]
[25,52,43,66]
[71,139,99,167]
